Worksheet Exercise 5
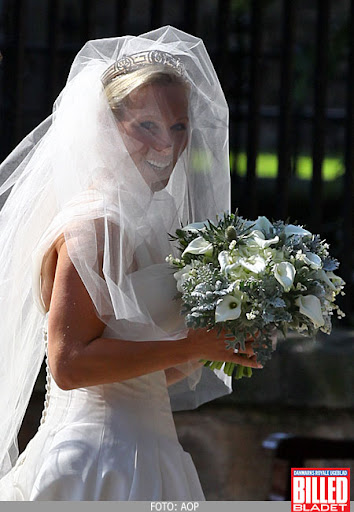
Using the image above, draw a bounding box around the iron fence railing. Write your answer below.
[0,0,353,321]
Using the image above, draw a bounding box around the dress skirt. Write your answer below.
[0,365,205,501]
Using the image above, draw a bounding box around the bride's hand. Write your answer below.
[186,328,263,369]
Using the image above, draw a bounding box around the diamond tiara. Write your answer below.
[101,50,185,87]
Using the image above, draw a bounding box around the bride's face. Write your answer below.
[116,82,189,192]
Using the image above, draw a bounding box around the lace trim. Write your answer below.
[39,328,51,427]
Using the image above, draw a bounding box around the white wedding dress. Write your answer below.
[0,222,207,501]
[0,317,205,501]
[0,192,232,501]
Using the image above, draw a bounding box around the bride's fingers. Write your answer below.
[233,340,255,356]
[224,347,262,368]
[234,354,263,368]
[243,341,255,356]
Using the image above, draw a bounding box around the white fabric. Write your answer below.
[0,25,232,490]
[1,227,221,500]
[0,319,205,501]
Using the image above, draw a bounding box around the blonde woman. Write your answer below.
[0,26,260,501]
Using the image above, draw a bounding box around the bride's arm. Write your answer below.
[48,241,192,389]
[48,241,262,390]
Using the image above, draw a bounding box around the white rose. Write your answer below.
[182,236,213,257]
[274,262,296,292]
[215,292,244,323]
[263,247,277,262]
[239,254,266,274]
[237,243,259,258]
[228,264,251,283]
[173,265,192,292]
[295,295,325,328]
[219,250,246,276]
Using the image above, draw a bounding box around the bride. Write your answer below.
[0,26,261,501]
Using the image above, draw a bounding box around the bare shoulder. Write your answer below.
[48,238,106,345]
[42,229,106,387]
[47,235,107,385]
[40,235,62,312]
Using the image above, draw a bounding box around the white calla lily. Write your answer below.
[274,262,296,291]
[250,230,279,248]
[243,230,263,245]
[284,224,311,237]
[295,295,325,328]
[182,221,209,233]
[326,271,345,289]
[316,269,337,290]
[301,252,322,270]
[218,250,240,275]
[252,216,274,234]
[215,292,243,323]
[218,251,232,273]
[182,236,213,257]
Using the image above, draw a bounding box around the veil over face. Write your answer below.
[115,82,189,192]
[0,26,232,479]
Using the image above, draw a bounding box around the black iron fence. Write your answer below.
[0,0,353,321]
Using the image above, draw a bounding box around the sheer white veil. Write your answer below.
[0,26,232,478]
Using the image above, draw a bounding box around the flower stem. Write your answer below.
[245,366,253,378]
[226,362,235,376]
[235,364,244,379]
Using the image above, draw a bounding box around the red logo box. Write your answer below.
[291,468,350,512]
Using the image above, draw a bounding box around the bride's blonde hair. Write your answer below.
[103,65,189,119]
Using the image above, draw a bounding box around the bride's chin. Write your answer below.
[149,177,170,192]
[138,163,174,192]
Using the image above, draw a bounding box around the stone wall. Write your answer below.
[174,404,354,500]
[173,328,354,500]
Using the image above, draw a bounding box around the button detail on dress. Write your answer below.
[39,329,51,427]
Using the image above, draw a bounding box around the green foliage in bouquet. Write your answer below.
[167,211,346,380]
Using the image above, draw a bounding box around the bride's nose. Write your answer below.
[151,129,173,154]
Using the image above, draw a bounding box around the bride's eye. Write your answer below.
[171,123,187,132]
[140,121,156,131]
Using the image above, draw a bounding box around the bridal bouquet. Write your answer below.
[166,212,346,379]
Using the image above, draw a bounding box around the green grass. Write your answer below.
[231,152,344,181]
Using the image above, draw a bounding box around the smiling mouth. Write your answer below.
[146,159,172,171]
